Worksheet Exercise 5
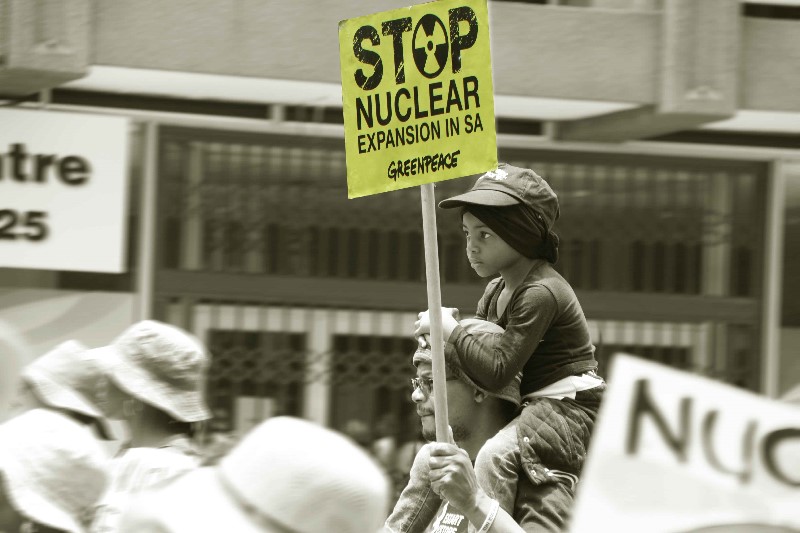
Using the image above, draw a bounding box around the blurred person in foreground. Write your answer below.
[386,319,529,533]
[90,320,212,533]
[0,409,109,533]
[9,340,115,440]
[118,416,390,533]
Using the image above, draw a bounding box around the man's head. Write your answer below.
[411,319,520,443]
[0,409,109,533]
[16,340,115,439]
[92,320,211,423]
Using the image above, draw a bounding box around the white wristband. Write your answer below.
[478,499,500,533]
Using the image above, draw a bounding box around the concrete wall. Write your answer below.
[87,1,800,110]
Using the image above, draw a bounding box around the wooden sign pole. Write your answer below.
[420,182,450,442]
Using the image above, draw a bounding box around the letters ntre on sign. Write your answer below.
[339,0,497,198]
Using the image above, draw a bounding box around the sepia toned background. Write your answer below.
[1,1,799,493]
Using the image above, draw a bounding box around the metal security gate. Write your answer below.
[167,301,741,433]
[152,125,769,438]
[163,303,420,430]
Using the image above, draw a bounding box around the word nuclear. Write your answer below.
[356,76,479,131]
[351,6,479,90]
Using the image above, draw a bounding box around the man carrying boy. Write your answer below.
[386,319,577,532]
[414,164,605,529]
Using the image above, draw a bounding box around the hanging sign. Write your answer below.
[0,108,129,272]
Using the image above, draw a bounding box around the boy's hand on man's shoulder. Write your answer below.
[414,308,461,347]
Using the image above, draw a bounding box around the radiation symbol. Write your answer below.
[412,14,448,79]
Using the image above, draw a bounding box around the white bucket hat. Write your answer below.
[0,409,109,533]
[22,340,104,419]
[93,320,211,422]
[119,416,390,533]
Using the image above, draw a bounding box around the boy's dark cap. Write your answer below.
[439,163,560,229]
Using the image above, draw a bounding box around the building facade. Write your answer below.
[1,0,798,441]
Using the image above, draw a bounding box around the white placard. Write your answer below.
[0,108,129,272]
[571,354,800,533]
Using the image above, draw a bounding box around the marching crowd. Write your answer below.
[0,165,609,532]
[0,320,390,533]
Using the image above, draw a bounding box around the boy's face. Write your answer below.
[462,211,524,277]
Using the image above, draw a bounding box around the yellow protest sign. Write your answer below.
[339,0,497,198]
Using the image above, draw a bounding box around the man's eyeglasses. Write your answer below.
[410,376,458,396]
[410,377,434,396]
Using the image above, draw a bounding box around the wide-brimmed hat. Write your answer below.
[22,340,103,418]
[119,416,390,533]
[439,163,560,231]
[413,318,522,407]
[0,409,109,533]
[92,320,211,423]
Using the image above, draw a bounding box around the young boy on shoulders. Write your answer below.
[414,163,605,524]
